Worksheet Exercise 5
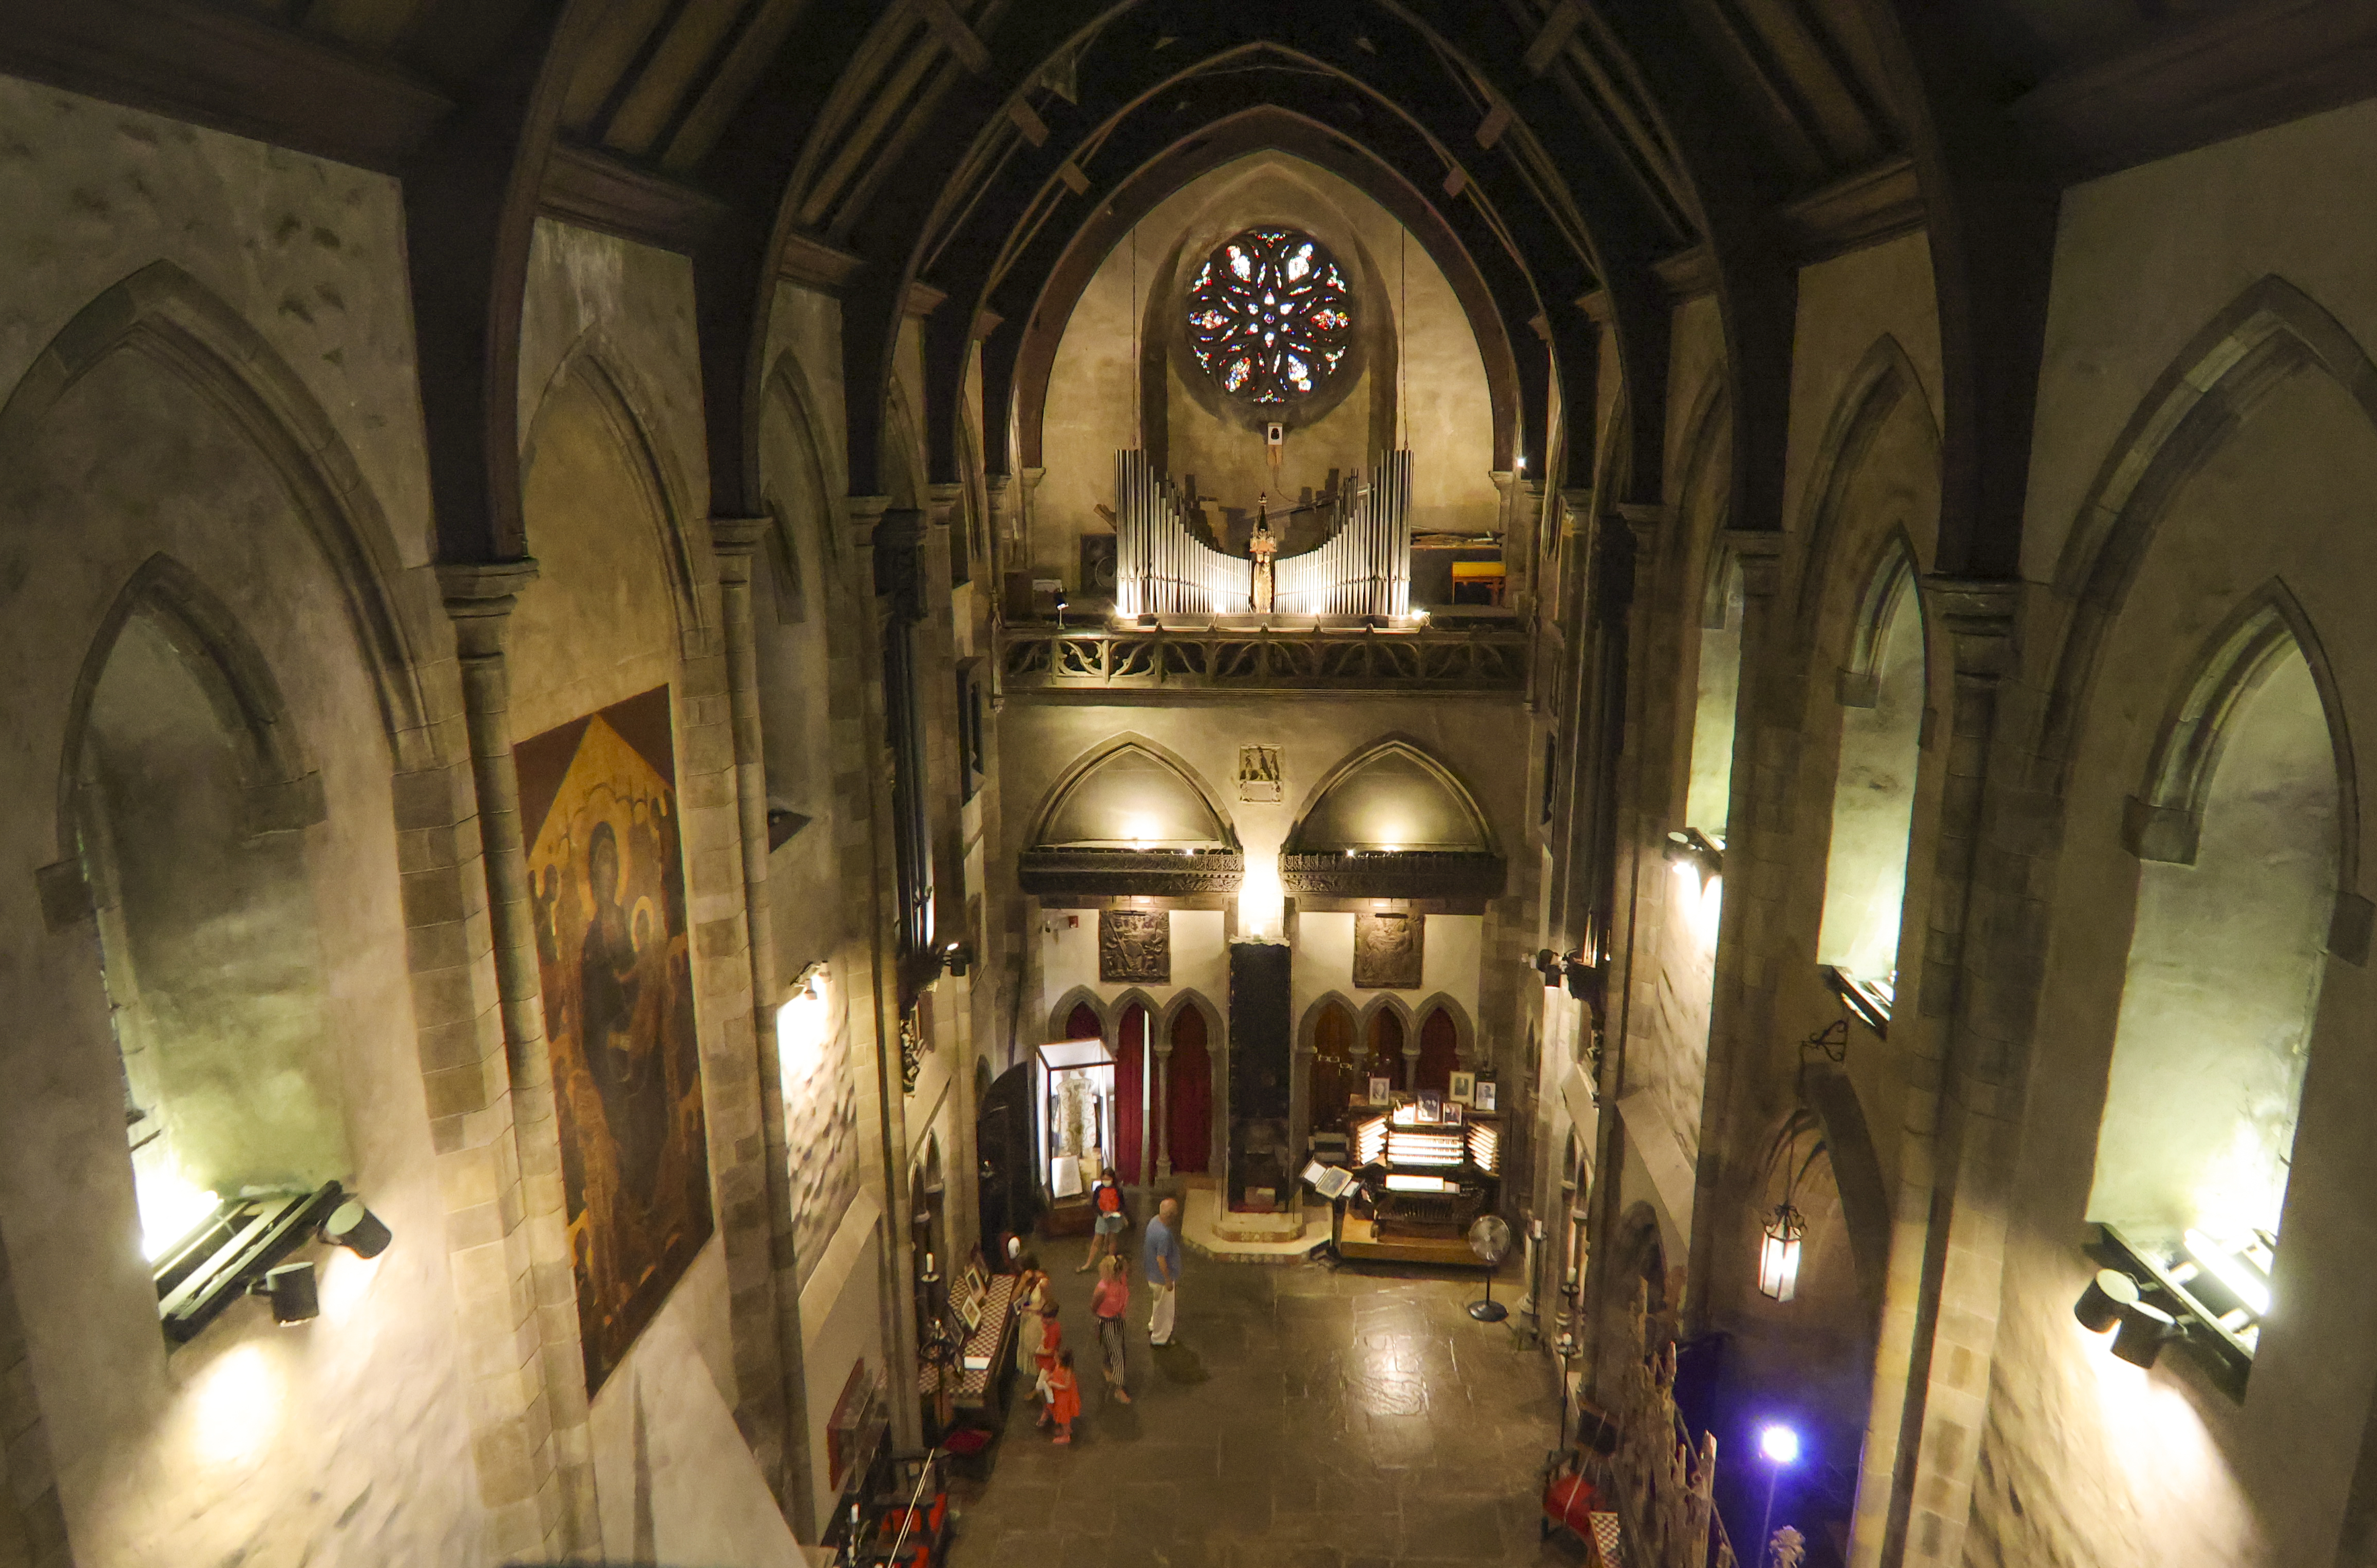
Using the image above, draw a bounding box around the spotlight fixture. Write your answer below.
[2112,1299,2179,1368]
[251,1260,319,1326]
[1663,828,1724,890]
[939,941,973,978]
[1758,1203,1805,1302]
[1560,952,1600,1004]
[2072,1267,2142,1333]
[1533,949,1562,986]
[318,1198,393,1259]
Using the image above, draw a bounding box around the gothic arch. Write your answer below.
[761,349,844,604]
[0,259,428,758]
[1410,991,1475,1056]
[1047,986,1108,1044]
[55,554,317,861]
[1285,737,1495,854]
[1028,734,1240,851]
[1787,334,1941,642]
[1159,989,1225,1045]
[1834,530,1928,707]
[2124,581,2366,958]
[526,332,707,639]
[1296,991,1362,1055]
[2041,276,2377,776]
[1355,991,1417,1043]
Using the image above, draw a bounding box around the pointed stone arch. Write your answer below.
[1047,986,1108,1044]
[1788,334,1941,642]
[0,259,428,759]
[2123,581,2367,960]
[2041,276,2377,779]
[1285,737,1495,854]
[761,348,845,602]
[1410,991,1475,1057]
[1834,530,1927,710]
[1028,736,1240,851]
[54,554,322,863]
[526,330,708,640]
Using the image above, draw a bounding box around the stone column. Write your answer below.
[711,517,816,1539]
[841,494,925,1449]
[436,560,600,1556]
[1678,530,1787,1337]
[1850,579,2024,1568]
[1154,1040,1173,1181]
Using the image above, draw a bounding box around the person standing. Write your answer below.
[1045,1349,1081,1445]
[1144,1196,1182,1346]
[1080,1165,1126,1273]
[1032,1302,1064,1427]
[1091,1254,1132,1403]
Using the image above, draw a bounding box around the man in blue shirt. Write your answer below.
[1143,1195,1183,1346]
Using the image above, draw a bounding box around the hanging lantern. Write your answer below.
[1758,1203,1805,1302]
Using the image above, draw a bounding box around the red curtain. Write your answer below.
[1416,1007,1459,1093]
[1115,1004,1147,1184]
[1065,1002,1100,1041]
[1168,1006,1213,1174]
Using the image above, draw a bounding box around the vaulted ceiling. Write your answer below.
[5,0,2372,577]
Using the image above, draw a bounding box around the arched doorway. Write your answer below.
[1168,1005,1213,1175]
[1065,1000,1101,1042]
[1116,1002,1149,1184]
[1415,1005,1459,1094]
[1308,1000,1359,1127]
[1364,1007,1408,1090]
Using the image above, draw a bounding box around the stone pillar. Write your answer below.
[1491,468,1525,618]
[841,494,925,1449]
[1851,579,2024,1568]
[436,560,600,1556]
[1018,466,1048,578]
[711,517,816,1539]
[1154,1040,1173,1181]
[1401,1037,1420,1091]
[1678,530,1787,1337]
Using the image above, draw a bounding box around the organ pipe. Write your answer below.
[1113,449,1411,620]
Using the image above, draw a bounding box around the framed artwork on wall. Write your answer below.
[1099,908,1171,984]
[1353,911,1424,989]
[1449,1071,1476,1105]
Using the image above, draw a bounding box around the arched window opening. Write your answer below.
[1816,550,1925,1020]
[1168,1005,1213,1176]
[1309,1000,1359,1127]
[1683,552,1744,838]
[73,605,347,1270]
[1415,1006,1459,1093]
[1365,1008,1408,1090]
[1066,1001,1102,1043]
[1116,1003,1149,1184]
[2087,640,2338,1356]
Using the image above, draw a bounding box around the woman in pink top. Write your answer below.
[1091,1255,1132,1404]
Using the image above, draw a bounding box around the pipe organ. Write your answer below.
[1113,449,1413,620]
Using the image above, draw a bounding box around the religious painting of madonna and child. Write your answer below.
[516,685,712,1395]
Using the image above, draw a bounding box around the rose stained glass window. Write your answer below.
[1185,227,1354,404]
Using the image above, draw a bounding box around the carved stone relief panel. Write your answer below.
[1237,744,1283,802]
[1099,908,1171,984]
[1353,912,1423,989]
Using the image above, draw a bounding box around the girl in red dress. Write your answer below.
[1045,1348,1081,1445]
[1032,1302,1063,1427]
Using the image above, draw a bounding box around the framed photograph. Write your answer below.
[1366,1076,1392,1104]
[1417,1090,1443,1123]
[1449,1071,1476,1105]
[1444,1101,1465,1126]
[1472,1079,1497,1114]
[957,1292,983,1334]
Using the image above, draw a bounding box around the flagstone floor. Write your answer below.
[944,1230,1588,1568]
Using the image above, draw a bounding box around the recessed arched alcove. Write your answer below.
[1281,739,1503,902]
[1816,541,1927,1005]
[69,567,347,1260]
[1019,739,1244,900]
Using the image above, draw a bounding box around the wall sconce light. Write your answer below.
[2112,1300,2179,1368]
[1664,828,1724,890]
[1758,1203,1805,1302]
[318,1198,393,1259]
[940,941,973,978]
[1054,590,1069,628]
[1533,948,1562,986]
[250,1261,319,1326]
[2072,1267,2142,1332]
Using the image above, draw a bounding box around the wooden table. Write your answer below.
[918,1274,1019,1419]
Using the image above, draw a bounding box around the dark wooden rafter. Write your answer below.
[1854,0,2058,579]
[402,0,610,563]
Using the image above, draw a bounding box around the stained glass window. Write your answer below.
[1185,227,1354,404]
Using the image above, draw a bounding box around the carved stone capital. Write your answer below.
[925,481,964,527]
[1718,529,1785,598]
[1557,487,1594,534]
[842,493,892,558]
[1922,574,2022,682]
[1612,501,1672,545]
[709,515,771,586]
[436,559,539,658]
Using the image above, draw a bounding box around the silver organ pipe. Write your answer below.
[1113,449,1412,619]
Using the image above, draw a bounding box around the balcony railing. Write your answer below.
[999,619,1527,694]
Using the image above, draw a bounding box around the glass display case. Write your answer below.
[1034,1038,1116,1203]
